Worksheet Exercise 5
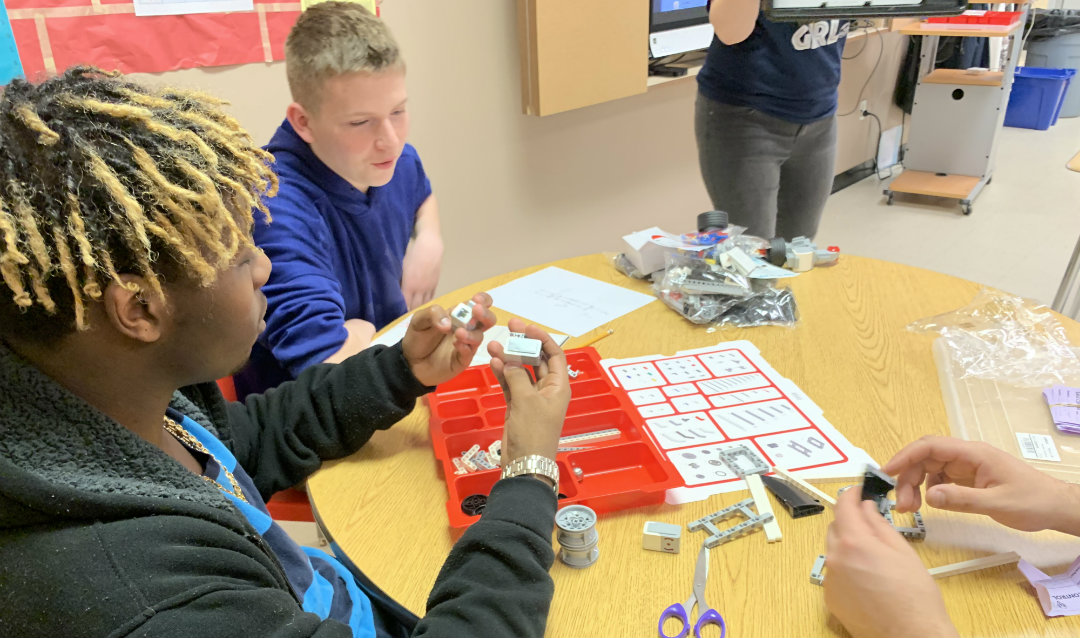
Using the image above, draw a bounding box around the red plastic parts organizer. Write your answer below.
[428,347,681,528]
[926,11,1021,26]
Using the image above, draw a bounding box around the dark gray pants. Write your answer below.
[694,94,837,240]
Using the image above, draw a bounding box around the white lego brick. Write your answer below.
[643,521,681,554]
[504,332,543,366]
[810,554,826,585]
[771,466,837,507]
[449,301,476,330]
[745,473,782,543]
[718,247,758,276]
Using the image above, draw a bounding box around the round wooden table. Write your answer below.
[308,254,1080,637]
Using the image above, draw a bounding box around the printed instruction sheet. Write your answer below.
[603,340,876,503]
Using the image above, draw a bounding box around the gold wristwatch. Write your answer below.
[501,454,559,494]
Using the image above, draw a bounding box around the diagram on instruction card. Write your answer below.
[603,341,875,503]
[646,412,726,449]
[757,429,845,467]
[670,444,745,485]
[709,399,807,437]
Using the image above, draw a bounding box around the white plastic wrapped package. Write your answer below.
[908,289,1080,387]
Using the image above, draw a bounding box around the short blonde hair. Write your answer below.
[285,2,403,110]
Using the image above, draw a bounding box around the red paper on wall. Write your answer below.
[8,0,302,79]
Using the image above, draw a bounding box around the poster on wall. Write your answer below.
[7,0,300,78]
[301,0,376,12]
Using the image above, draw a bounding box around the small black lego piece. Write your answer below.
[761,474,824,518]
[460,494,487,516]
[860,466,896,506]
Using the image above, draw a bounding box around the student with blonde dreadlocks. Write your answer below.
[0,67,568,638]
[234,2,442,397]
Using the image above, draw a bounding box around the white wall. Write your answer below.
[134,3,906,295]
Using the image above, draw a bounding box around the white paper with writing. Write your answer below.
[1018,556,1080,617]
[488,267,655,337]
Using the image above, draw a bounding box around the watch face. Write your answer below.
[556,504,597,532]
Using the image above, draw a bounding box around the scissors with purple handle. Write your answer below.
[658,542,726,638]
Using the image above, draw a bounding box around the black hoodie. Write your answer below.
[0,341,555,637]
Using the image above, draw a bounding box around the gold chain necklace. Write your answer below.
[163,416,248,503]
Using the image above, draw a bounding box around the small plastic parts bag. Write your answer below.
[653,255,798,328]
[908,289,1080,387]
[612,252,649,280]
[716,286,798,328]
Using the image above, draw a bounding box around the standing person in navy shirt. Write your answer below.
[695,0,848,240]
[236,2,443,397]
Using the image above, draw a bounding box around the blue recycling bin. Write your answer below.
[1004,66,1076,130]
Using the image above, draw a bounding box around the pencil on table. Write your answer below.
[580,328,614,348]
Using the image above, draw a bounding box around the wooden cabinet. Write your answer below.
[518,0,647,116]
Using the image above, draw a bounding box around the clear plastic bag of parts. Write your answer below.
[611,224,763,281]
[908,289,1080,387]
[612,252,649,279]
[712,233,770,261]
[653,254,798,328]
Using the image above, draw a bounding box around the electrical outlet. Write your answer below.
[858,100,868,120]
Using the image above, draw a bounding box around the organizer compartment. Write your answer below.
[433,367,496,396]
[565,350,604,380]
[429,347,681,528]
[565,394,621,415]
[439,416,487,436]
[444,430,503,465]
[570,378,611,397]
[433,398,479,420]
[560,409,642,443]
[564,442,674,504]
[446,462,580,527]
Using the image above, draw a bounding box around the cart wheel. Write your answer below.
[961,203,973,216]
[886,193,894,206]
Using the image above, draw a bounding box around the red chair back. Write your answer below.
[216,376,238,402]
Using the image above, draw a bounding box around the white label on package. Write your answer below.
[1016,433,1061,462]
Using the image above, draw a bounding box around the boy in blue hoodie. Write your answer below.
[236,2,442,396]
